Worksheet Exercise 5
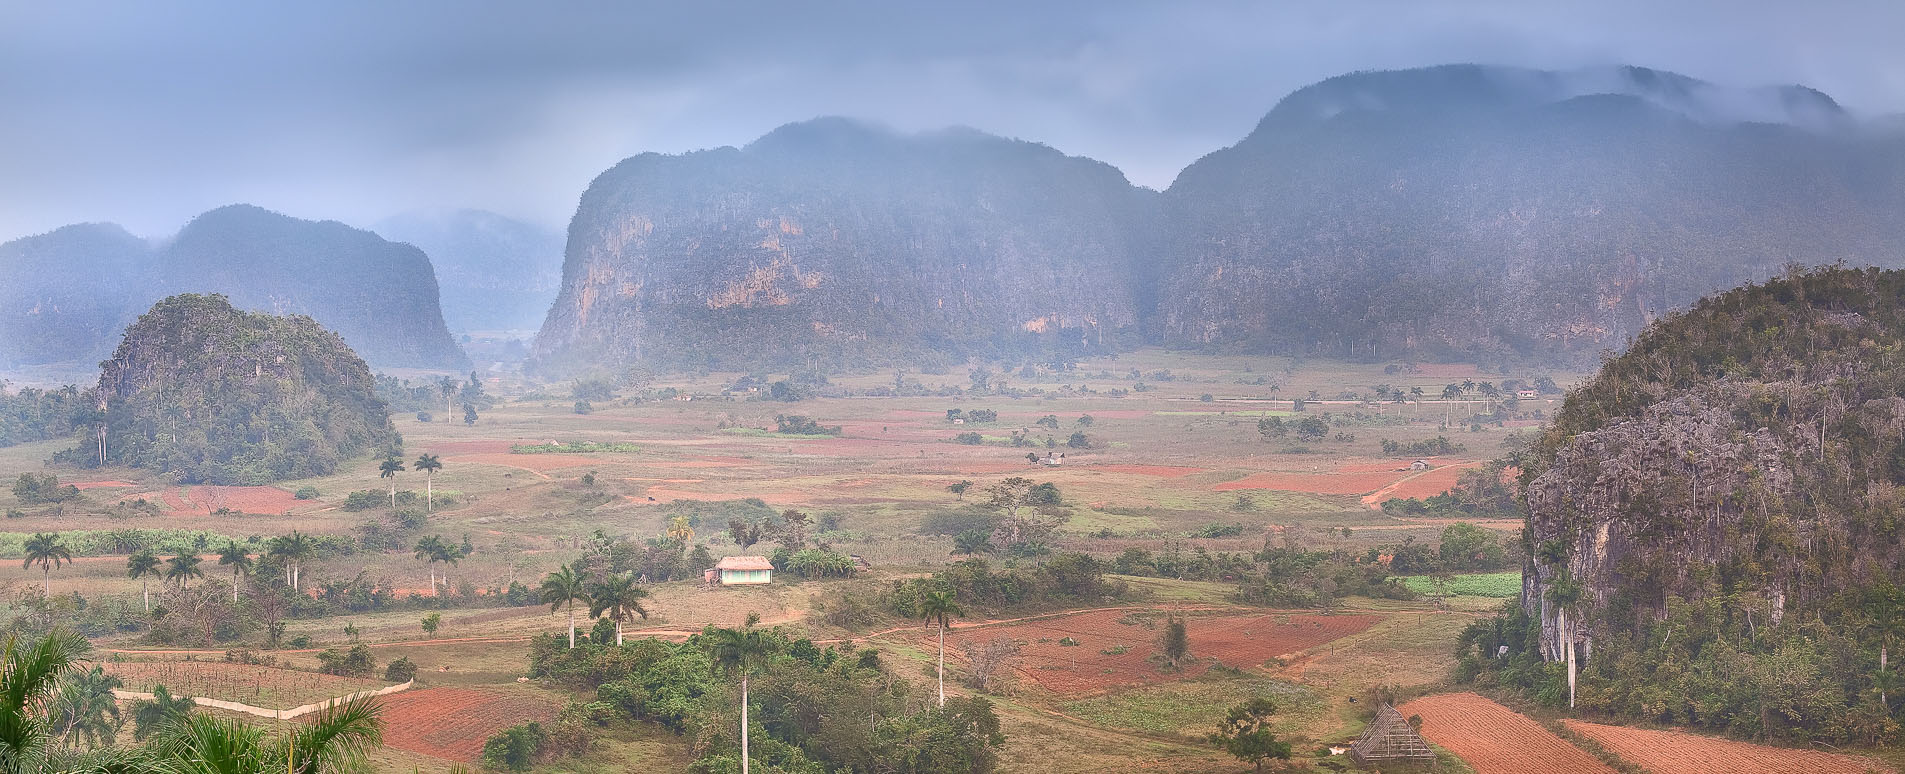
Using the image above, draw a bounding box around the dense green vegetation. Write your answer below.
[1472,267,1905,744]
[70,294,400,484]
[509,440,641,454]
[0,385,91,448]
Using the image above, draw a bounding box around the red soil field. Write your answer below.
[377,687,558,763]
[1087,464,1209,477]
[1563,720,1896,774]
[1335,461,1414,473]
[655,459,750,468]
[1213,469,1409,495]
[187,485,303,514]
[1380,463,1478,501]
[444,452,599,472]
[938,610,1380,696]
[1397,693,1617,774]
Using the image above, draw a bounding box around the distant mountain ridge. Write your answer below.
[374,209,563,334]
[535,64,1905,373]
[0,205,467,370]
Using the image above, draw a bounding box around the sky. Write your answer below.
[1,0,1901,243]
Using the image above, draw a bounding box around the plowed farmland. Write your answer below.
[377,687,559,763]
[937,609,1381,696]
[105,661,386,708]
[1397,693,1617,774]
[1563,720,1897,774]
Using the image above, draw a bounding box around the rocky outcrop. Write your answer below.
[1520,266,1905,659]
[533,118,1156,374]
[0,223,150,367]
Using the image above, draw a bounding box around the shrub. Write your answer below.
[385,657,417,683]
[1066,432,1090,449]
[774,415,841,435]
[293,486,320,500]
[341,490,386,511]
[955,432,984,445]
[572,400,593,415]
[316,644,375,678]
[483,722,548,772]
[1191,523,1246,539]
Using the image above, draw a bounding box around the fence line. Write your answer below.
[112,679,414,720]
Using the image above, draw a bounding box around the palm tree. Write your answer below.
[704,623,780,774]
[413,454,443,512]
[164,555,204,590]
[378,457,404,508]
[1409,386,1425,416]
[126,550,162,612]
[268,531,316,591]
[413,536,450,596]
[48,665,122,750]
[23,532,72,599]
[129,684,195,741]
[152,694,383,774]
[215,542,252,603]
[1546,570,1586,709]
[0,629,90,771]
[919,590,964,707]
[539,563,590,648]
[587,573,650,646]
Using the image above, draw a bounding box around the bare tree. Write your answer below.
[960,636,1021,693]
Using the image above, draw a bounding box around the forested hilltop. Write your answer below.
[0,205,467,370]
[73,294,399,484]
[1465,266,1905,744]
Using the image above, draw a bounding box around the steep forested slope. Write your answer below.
[1162,65,1905,365]
[533,118,1157,374]
[80,294,398,484]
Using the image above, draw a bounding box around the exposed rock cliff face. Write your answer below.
[533,118,1155,373]
[1161,64,1905,365]
[1521,267,1905,658]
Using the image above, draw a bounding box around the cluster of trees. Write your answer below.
[923,478,1068,559]
[886,554,1124,619]
[373,371,492,419]
[1461,584,1905,745]
[0,383,90,448]
[0,629,387,773]
[11,473,80,504]
[1378,458,1522,521]
[527,620,1006,773]
[1377,436,1466,456]
[1257,415,1330,442]
[774,414,841,436]
[725,508,858,579]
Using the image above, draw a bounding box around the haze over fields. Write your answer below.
[1,3,1903,774]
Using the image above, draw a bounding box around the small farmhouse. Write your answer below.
[1410,459,1431,471]
[714,556,773,585]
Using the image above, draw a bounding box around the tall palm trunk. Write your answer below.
[741,670,751,774]
[142,579,149,612]
[388,483,396,509]
[567,602,576,647]
[937,623,946,707]
[426,474,434,512]
[615,619,624,646]
[1562,609,1576,709]
[43,565,49,598]
[232,571,241,603]
[1884,641,1891,706]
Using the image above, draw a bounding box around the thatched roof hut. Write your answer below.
[1349,704,1435,766]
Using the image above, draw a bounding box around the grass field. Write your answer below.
[1399,571,1523,598]
[0,350,1594,772]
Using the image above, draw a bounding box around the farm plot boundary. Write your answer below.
[112,679,414,721]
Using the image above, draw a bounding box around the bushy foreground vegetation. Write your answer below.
[522,626,1005,773]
